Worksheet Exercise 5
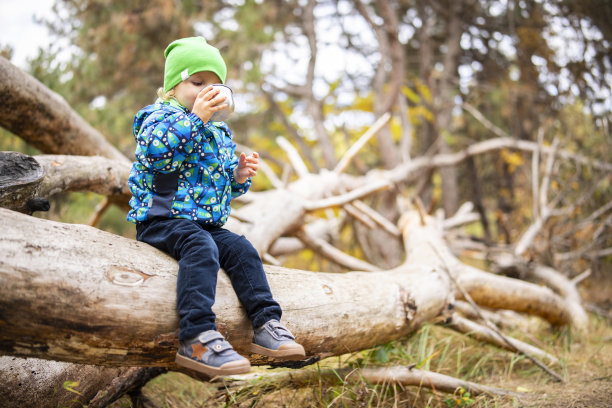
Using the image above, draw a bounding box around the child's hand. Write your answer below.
[191,85,227,123]
[234,152,259,184]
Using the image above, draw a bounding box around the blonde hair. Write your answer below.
[157,87,175,102]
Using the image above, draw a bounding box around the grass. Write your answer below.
[108,312,612,407]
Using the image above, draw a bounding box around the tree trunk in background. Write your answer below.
[433,1,462,217]
[465,156,491,241]
[416,4,436,207]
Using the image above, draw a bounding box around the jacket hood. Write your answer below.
[133,100,186,138]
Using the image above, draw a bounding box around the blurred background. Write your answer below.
[1,0,610,275]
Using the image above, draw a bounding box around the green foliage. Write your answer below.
[59,380,85,408]
[62,380,81,396]
[0,129,41,155]
[445,387,475,407]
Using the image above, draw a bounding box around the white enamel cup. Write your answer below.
[211,84,235,122]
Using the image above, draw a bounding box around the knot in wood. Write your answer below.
[399,287,417,321]
[107,266,152,286]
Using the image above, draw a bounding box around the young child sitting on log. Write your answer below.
[126,36,305,378]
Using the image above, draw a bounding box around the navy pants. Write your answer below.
[137,218,282,341]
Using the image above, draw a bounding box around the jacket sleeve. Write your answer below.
[134,110,205,173]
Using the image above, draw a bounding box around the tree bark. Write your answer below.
[0,152,47,214]
[434,0,462,217]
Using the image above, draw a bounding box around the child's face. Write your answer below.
[174,71,222,112]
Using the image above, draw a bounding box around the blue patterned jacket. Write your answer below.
[126,99,251,226]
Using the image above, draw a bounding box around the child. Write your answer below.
[127,36,305,377]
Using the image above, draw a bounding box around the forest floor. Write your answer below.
[114,277,612,408]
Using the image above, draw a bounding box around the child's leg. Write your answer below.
[208,227,305,360]
[137,218,220,340]
[137,218,251,377]
[206,227,282,328]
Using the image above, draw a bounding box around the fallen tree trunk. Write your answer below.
[0,207,441,366]
[0,206,583,368]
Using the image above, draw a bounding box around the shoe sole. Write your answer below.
[175,353,251,378]
[250,343,306,360]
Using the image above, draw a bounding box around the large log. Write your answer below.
[0,207,583,368]
[0,207,444,366]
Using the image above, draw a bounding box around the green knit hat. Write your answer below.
[163,37,227,92]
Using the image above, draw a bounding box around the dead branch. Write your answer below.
[442,202,481,230]
[397,212,585,331]
[87,367,166,408]
[268,217,341,257]
[438,252,565,382]
[448,313,558,364]
[294,227,379,271]
[0,57,128,163]
[0,152,131,214]
[352,199,401,236]
[491,253,589,333]
[223,365,524,399]
[344,202,378,228]
[304,179,393,211]
[88,197,111,227]
[514,137,559,255]
[276,136,311,177]
[452,300,533,331]
[334,112,391,174]
[358,366,523,398]
[462,102,611,172]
